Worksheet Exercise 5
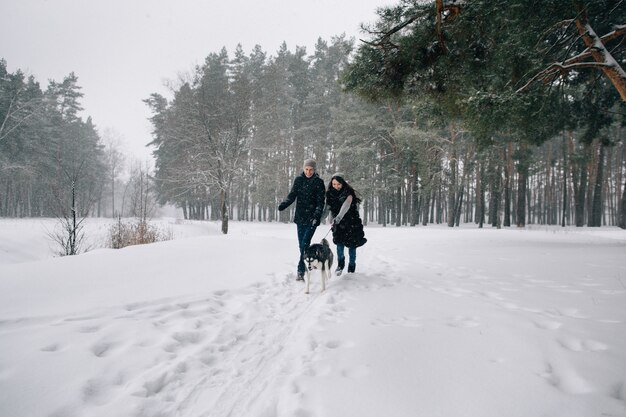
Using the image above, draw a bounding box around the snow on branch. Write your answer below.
[518,19,626,100]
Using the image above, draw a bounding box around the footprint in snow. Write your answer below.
[200,353,217,367]
[447,316,480,328]
[47,406,78,417]
[432,287,470,298]
[532,320,563,330]
[325,340,341,349]
[371,316,423,328]
[171,331,205,345]
[91,341,115,357]
[480,290,505,300]
[558,337,608,352]
[611,381,626,401]
[545,308,589,319]
[340,365,371,378]
[498,301,519,310]
[599,289,626,295]
[596,318,622,324]
[77,325,101,334]
[62,314,100,323]
[213,289,229,298]
[81,377,110,405]
[41,343,62,352]
[124,302,143,312]
[139,372,171,397]
[539,362,593,394]
[579,282,603,287]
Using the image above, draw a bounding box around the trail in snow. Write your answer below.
[3,257,626,417]
[0,272,354,417]
[1,222,625,417]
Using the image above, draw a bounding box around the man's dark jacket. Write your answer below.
[278,172,325,224]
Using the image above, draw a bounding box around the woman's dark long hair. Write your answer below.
[326,175,362,204]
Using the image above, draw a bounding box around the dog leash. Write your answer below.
[321,224,333,241]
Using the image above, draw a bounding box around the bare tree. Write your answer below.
[101,128,126,217]
[127,160,157,223]
[49,161,88,256]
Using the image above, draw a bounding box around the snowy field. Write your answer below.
[1,217,625,417]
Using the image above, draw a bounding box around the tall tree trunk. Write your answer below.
[475,160,483,227]
[586,141,599,226]
[71,180,77,255]
[572,141,589,227]
[616,137,626,229]
[378,192,387,227]
[490,155,502,228]
[435,183,442,224]
[447,131,458,227]
[363,198,370,226]
[620,179,626,229]
[455,183,465,227]
[410,166,418,226]
[503,143,513,227]
[455,147,471,227]
[111,169,116,217]
[220,188,229,234]
[421,186,431,226]
[396,185,402,227]
[605,147,614,225]
[516,144,530,227]
[561,134,569,227]
[590,144,605,227]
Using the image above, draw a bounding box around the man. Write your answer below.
[278,158,326,280]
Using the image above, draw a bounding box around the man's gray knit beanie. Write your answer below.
[303,159,317,170]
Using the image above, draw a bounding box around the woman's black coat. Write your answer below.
[278,172,325,225]
[326,188,366,248]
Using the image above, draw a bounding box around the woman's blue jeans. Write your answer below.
[297,224,317,274]
[336,243,356,266]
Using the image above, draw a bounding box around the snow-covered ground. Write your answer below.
[1,218,625,417]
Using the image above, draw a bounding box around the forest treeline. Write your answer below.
[0,60,153,222]
[2,0,625,233]
[0,66,106,218]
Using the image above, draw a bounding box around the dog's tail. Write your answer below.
[321,238,330,247]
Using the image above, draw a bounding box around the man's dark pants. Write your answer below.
[296,224,317,274]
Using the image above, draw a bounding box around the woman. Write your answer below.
[325,174,367,275]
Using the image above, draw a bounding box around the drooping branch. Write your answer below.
[516,60,616,92]
[601,24,626,43]
[360,15,420,49]
[519,21,626,100]
[361,0,462,51]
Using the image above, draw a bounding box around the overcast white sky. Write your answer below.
[0,0,392,162]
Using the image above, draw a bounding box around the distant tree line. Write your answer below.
[0,59,156,225]
[2,0,624,233]
[147,0,625,232]
[0,62,106,220]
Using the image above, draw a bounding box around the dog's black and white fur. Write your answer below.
[303,238,334,294]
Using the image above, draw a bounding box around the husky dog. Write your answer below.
[303,238,334,294]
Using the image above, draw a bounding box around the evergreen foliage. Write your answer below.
[2,1,624,231]
[343,0,625,227]
[0,60,108,220]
